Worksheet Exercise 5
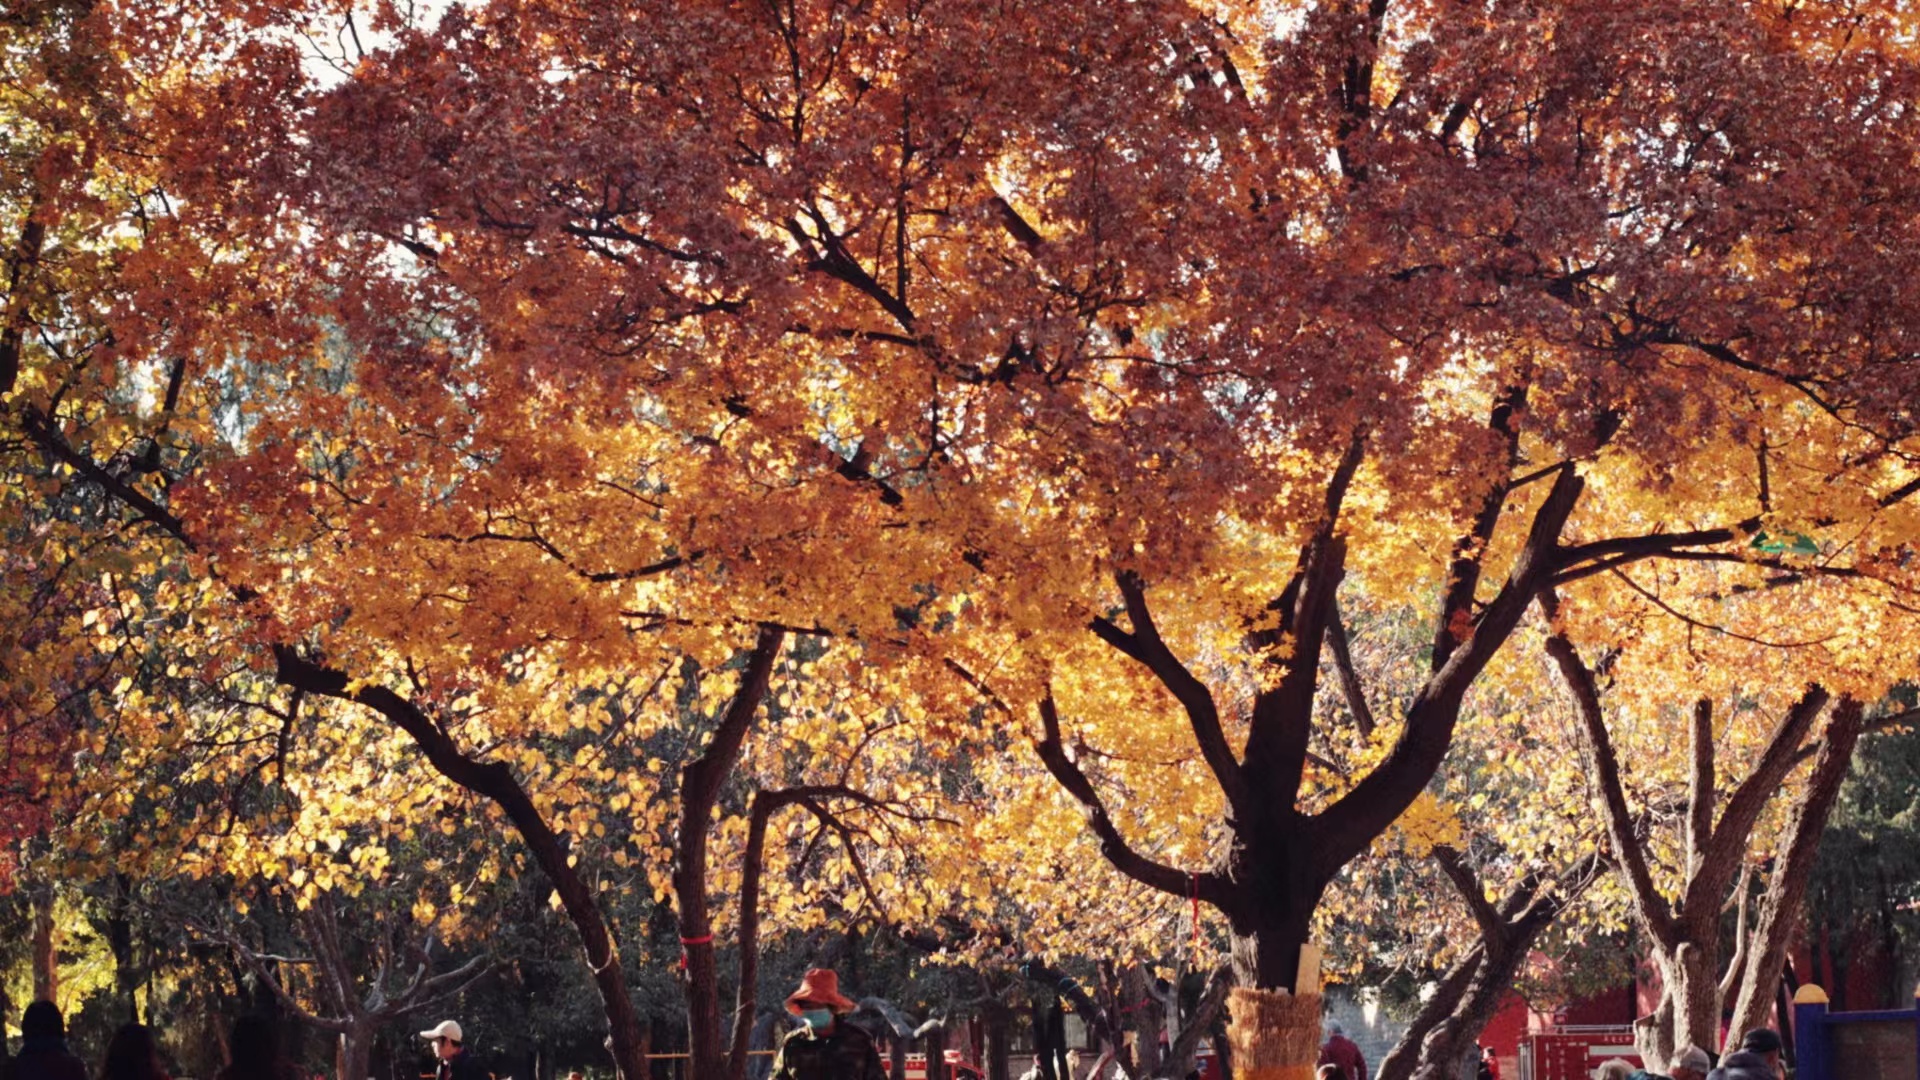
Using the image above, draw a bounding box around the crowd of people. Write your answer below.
[0,1002,490,1080]
[1592,1028,1789,1080]
[2,1002,298,1080]
[3,981,1800,1080]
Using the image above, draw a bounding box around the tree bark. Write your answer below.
[1724,699,1865,1042]
[339,1021,377,1080]
[675,627,785,1080]
[1153,967,1233,1080]
[107,874,139,1022]
[983,997,1012,1080]
[31,878,58,1002]
[1124,963,1164,1078]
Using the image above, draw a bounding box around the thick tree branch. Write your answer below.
[1316,466,1584,871]
[675,626,785,1080]
[1538,587,1678,947]
[1,189,47,396]
[1034,693,1228,906]
[1432,846,1503,944]
[1725,698,1865,1040]
[1326,598,1376,738]
[1433,387,1526,674]
[1686,699,1714,878]
[1245,432,1365,805]
[1091,571,1250,818]
[1687,685,1828,928]
[22,407,190,542]
[271,648,653,1080]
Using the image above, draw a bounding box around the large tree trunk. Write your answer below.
[1223,901,1323,1080]
[1641,942,1720,1070]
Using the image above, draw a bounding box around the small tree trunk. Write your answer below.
[32,880,58,1002]
[1375,950,1484,1080]
[985,999,1013,1080]
[1125,965,1164,1078]
[107,875,140,1022]
[339,1023,376,1080]
[924,1024,948,1080]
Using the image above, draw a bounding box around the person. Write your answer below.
[98,1025,167,1080]
[419,1022,486,1080]
[1704,1030,1783,1080]
[767,968,886,1080]
[217,1016,294,1080]
[1660,1045,1714,1080]
[1591,1061,1635,1080]
[1478,1046,1500,1080]
[1318,1022,1366,1080]
[6,1002,88,1080]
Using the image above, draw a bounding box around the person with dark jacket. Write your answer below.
[6,1002,88,1080]
[419,1022,486,1080]
[217,1016,297,1080]
[1704,1030,1784,1080]
[768,968,887,1080]
[98,1024,167,1080]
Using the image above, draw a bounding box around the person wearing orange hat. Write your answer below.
[768,968,887,1080]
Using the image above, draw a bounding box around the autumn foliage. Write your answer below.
[7,0,1920,1076]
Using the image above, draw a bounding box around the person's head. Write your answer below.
[419,1021,464,1062]
[1671,1045,1713,1080]
[1740,1029,1783,1064]
[22,1000,65,1040]
[1483,1047,1497,1060]
[226,1016,282,1078]
[1591,1060,1635,1080]
[1326,1021,1346,1039]
[102,1023,161,1080]
[784,968,857,1034]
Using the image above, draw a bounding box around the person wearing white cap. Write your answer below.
[419,1021,486,1080]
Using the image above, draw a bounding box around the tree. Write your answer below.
[1802,727,1920,1010]
[14,4,1920,1080]
[199,886,492,1080]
